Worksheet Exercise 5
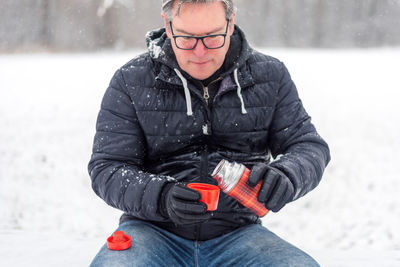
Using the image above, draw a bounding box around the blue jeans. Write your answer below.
[90,220,319,267]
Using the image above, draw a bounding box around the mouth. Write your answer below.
[191,60,210,65]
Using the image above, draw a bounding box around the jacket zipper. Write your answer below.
[195,224,201,241]
[203,86,210,105]
[198,78,221,241]
[200,77,221,105]
[199,76,220,177]
[200,145,209,179]
[199,77,220,179]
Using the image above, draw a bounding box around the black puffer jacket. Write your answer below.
[88,25,330,241]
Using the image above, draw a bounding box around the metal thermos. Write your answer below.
[211,159,268,217]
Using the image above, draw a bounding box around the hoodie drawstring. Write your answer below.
[174,68,247,116]
[234,68,248,114]
[174,68,193,116]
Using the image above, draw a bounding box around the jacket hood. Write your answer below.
[145,28,180,70]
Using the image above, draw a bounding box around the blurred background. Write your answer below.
[1,0,400,52]
[1,1,400,266]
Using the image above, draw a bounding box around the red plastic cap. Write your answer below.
[107,231,132,250]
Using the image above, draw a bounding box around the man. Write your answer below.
[89,0,330,266]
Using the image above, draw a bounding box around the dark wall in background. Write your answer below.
[1,0,400,52]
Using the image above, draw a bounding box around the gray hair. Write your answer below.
[162,0,236,21]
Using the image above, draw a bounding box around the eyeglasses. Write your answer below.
[169,20,230,50]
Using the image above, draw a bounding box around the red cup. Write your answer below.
[187,183,220,211]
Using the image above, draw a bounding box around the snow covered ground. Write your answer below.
[1,48,400,266]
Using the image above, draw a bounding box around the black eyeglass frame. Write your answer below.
[169,19,230,50]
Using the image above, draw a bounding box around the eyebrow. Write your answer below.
[174,24,226,36]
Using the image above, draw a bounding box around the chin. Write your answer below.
[192,73,211,80]
[188,68,215,80]
[185,62,217,80]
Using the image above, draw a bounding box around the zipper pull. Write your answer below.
[202,120,212,135]
[203,86,210,105]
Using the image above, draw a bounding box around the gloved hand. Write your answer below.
[248,163,294,212]
[160,182,212,225]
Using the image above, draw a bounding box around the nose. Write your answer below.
[192,40,207,58]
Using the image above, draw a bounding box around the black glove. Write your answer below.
[248,163,294,212]
[160,182,212,225]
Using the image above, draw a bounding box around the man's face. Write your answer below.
[163,2,235,80]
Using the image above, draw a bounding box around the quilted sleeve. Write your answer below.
[88,69,174,221]
[267,62,330,200]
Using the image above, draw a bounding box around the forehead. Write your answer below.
[171,2,227,33]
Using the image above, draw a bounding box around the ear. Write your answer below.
[161,12,172,38]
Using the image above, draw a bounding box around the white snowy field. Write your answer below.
[1,48,400,266]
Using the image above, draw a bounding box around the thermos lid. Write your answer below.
[212,159,244,192]
[107,231,132,250]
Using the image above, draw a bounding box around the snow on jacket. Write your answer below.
[88,25,330,241]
